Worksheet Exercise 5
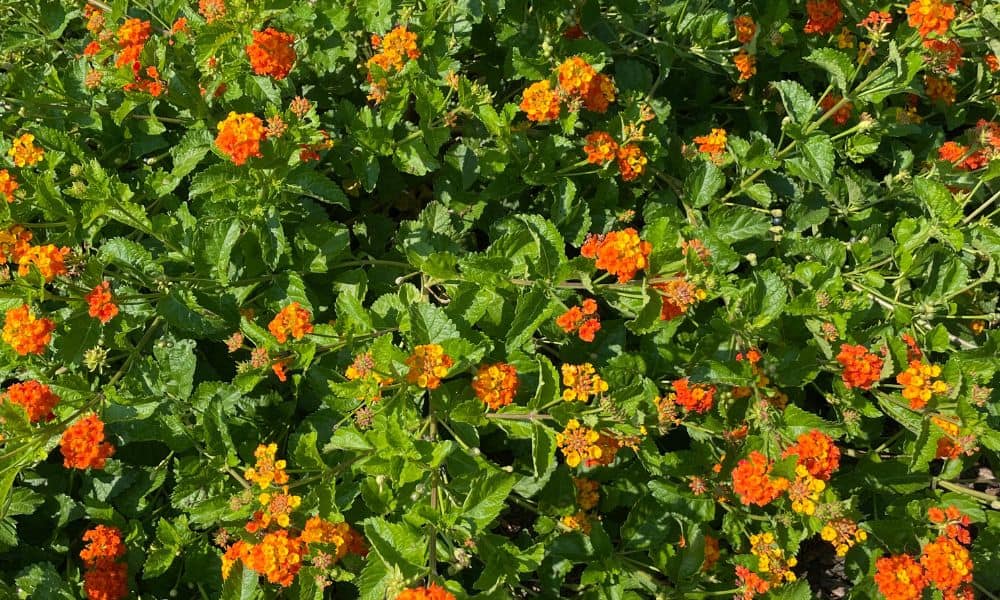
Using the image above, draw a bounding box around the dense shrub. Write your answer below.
[1,0,999,598]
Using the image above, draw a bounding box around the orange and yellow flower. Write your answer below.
[396,584,456,600]
[520,80,561,123]
[654,275,707,321]
[0,169,18,202]
[875,554,926,600]
[216,112,265,166]
[86,281,119,324]
[580,228,652,283]
[3,380,60,423]
[0,225,31,264]
[782,429,840,480]
[80,525,126,567]
[561,363,609,402]
[896,359,947,409]
[786,465,825,515]
[557,56,596,97]
[244,443,289,489]
[616,144,647,181]
[556,419,602,468]
[3,304,55,355]
[115,18,151,68]
[582,73,616,113]
[245,529,306,587]
[8,133,44,167]
[672,378,716,414]
[906,0,955,39]
[820,518,867,557]
[749,532,798,582]
[734,16,756,44]
[17,244,69,281]
[246,28,296,80]
[733,50,756,81]
[60,414,115,470]
[405,344,453,390]
[268,302,314,344]
[556,298,601,341]
[472,362,519,410]
[199,0,226,23]
[925,75,956,105]
[583,131,619,164]
[921,535,972,595]
[694,128,727,158]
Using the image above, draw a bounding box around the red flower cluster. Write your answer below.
[672,378,716,414]
[246,28,296,80]
[804,0,843,35]
[268,302,314,344]
[3,380,60,423]
[581,228,652,283]
[60,414,116,470]
[556,298,601,342]
[80,525,128,600]
[819,94,852,125]
[782,430,840,480]
[114,18,151,68]
[397,584,456,600]
[836,343,884,390]
[86,281,120,324]
[731,451,789,506]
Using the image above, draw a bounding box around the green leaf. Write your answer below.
[220,563,260,600]
[805,49,853,91]
[292,429,326,471]
[684,161,725,208]
[409,302,459,344]
[505,288,555,351]
[798,133,835,184]
[913,177,961,226]
[285,168,349,208]
[531,423,556,478]
[461,471,517,530]
[772,80,816,124]
[749,270,787,329]
[516,214,565,280]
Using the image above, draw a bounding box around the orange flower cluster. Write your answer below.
[3,380,60,423]
[931,416,977,459]
[782,430,840,480]
[60,414,115,470]
[85,281,119,324]
[8,133,44,167]
[3,304,55,355]
[397,584,456,600]
[836,344,884,390]
[556,419,602,468]
[731,451,789,506]
[672,378,716,414]
[215,112,265,166]
[702,534,720,571]
[925,75,956,105]
[733,50,756,81]
[245,443,289,489]
[859,11,893,34]
[896,359,947,409]
[245,529,307,586]
[300,516,367,559]
[556,298,601,341]
[937,119,1000,170]
[736,565,771,600]
[804,0,843,35]
[123,64,164,97]
[987,53,1000,72]
[199,0,226,23]
[583,131,618,164]
[734,15,756,44]
[875,554,925,600]
[821,518,867,557]
[0,225,32,263]
[556,57,616,113]
[580,228,652,283]
[938,141,980,170]
[561,510,593,534]
[520,80,561,123]
[694,128,727,158]
[0,169,18,202]
[906,0,955,39]
[654,275,707,321]
[875,506,974,600]
[820,94,852,125]
[17,244,69,281]
[115,18,151,68]
[268,302,314,344]
[80,525,128,600]
[246,28,296,80]
[561,363,609,402]
[472,362,519,410]
[369,26,421,72]
[405,344,453,390]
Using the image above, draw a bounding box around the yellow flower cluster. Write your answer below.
[561,363,609,402]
